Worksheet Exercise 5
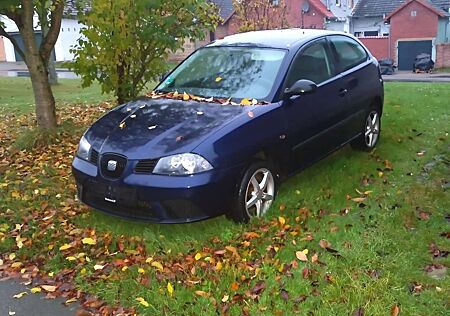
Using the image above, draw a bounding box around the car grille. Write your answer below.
[134,159,158,174]
[89,148,99,165]
[100,153,127,179]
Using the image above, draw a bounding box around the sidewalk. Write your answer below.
[382,70,450,83]
[0,279,79,316]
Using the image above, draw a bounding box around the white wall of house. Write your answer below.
[325,20,346,32]
[0,15,82,62]
[352,17,390,36]
[54,18,82,61]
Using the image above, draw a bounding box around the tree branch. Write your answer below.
[0,23,26,60]
[40,0,64,62]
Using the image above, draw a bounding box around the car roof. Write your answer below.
[207,29,344,50]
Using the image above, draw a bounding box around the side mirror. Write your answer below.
[284,79,317,98]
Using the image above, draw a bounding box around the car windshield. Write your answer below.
[156,47,287,100]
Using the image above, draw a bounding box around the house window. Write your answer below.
[354,32,362,37]
[335,0,341,6]
[364,31,379,37]
[411,10,417,17]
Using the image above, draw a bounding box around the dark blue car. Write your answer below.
[72,29,384,223]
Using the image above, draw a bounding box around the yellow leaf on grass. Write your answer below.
[41,285,57,292]
[221,294,229,302]
[11,262,23,268]
[296,249,309,262]
[151,261,164,272]
[136,297,149,307]
[13,292,27,299]
[81,237,96,245]
[216,261,222,271]
[94,264,105,271]
[66,256,77,261]
[9,253,16,260]
[278,216,286,226]
[194,252,202,261]
[138,268,145,274]
[167,282,174,297]
[59,244,72,251]
[30,287,41,294]
[195,290,209,298]
[145,257,153,263]
[351,197,366,203]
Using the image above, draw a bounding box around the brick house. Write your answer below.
[352,0,450,69]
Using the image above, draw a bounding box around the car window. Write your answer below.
[285,39,334,88]
[330,36,368,71]
[157,47,287,100]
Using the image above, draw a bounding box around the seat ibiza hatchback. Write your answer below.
[72,29,384,223]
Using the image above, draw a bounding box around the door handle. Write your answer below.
[339,88,348,97]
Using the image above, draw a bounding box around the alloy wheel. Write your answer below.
[365,111,380,148]
[244,168,275,218]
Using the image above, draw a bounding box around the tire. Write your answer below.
[227,161,277,223]
[351,107,381,151]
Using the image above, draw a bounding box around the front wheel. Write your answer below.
[351,108,381,151]
[228,162,277,223]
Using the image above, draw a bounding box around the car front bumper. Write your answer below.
[72,157,243,223]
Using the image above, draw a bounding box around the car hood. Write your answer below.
[85,97,249,159]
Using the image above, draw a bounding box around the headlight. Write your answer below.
[153,153,213,175]
[76,136,91,161]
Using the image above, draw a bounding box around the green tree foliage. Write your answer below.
[71,0,220,104]
[233,0,289,33]
[0,0,65,129]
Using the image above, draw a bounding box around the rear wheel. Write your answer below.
[351,108,381,151]
[228,162,276,223]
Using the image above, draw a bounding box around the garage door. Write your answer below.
[398,40,432,70]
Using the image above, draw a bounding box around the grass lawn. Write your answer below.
[0,82,449,315]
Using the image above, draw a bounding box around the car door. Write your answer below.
[282,38,349,174]
[328,35,377,140]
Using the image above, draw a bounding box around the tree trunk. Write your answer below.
[27,54,57,129]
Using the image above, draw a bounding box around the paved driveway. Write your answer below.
[0,280,79,316]
[383,71,450,82]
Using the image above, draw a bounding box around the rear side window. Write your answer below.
[330,36,368,71]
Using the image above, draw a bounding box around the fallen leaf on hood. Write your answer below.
[240,98,252,106]
[148,125,158,130]
[247,111,255,118]
[119,122,126,129]
[183,92,190,101]
[215,76,222,82]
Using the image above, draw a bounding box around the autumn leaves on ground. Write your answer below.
[0,80,449,315]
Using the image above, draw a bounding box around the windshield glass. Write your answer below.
[156,47,286,100]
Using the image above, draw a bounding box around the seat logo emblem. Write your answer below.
[107,160,117,171]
